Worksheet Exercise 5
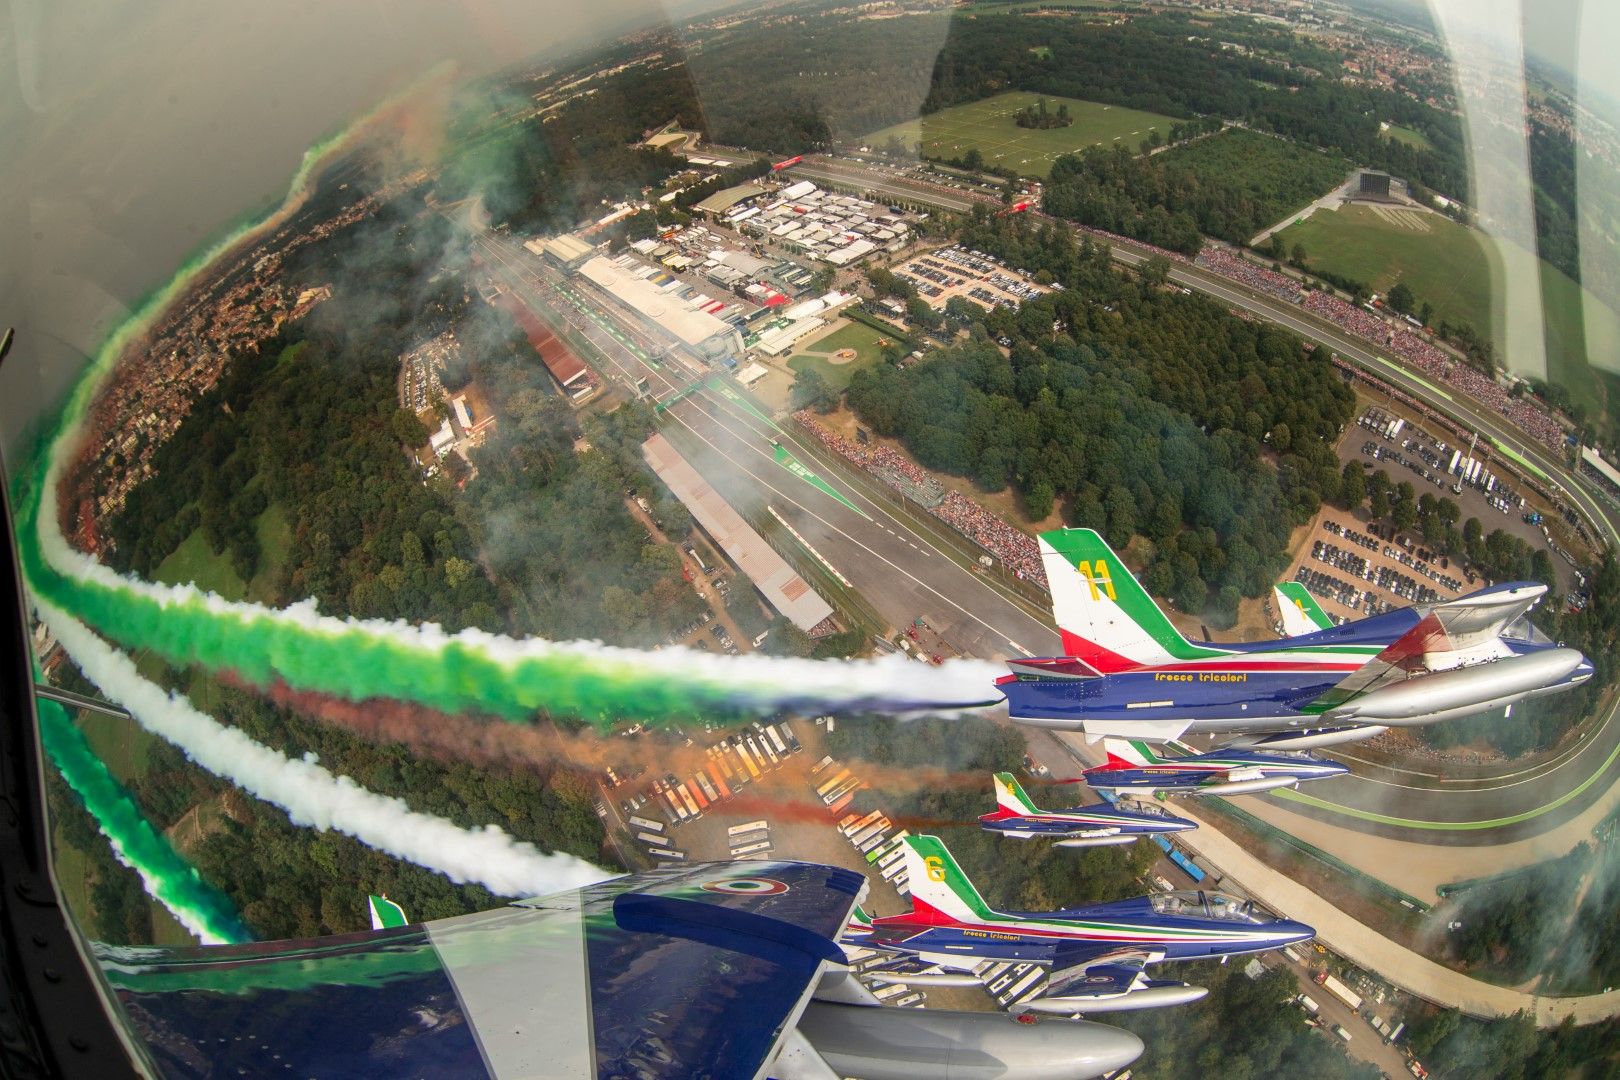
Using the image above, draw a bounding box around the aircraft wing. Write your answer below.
[1275,581,1334,635]
[99,861,865,1079]
[1045,947,1156,998]
[1309,583,1545,712]
[1087,767,1211,793]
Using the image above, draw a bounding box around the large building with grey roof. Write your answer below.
[578,255,746,366]
[642,434,834,634]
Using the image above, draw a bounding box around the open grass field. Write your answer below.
[49,832,95,933]
[247,502,291,602]
[150,499,290,605]
[1381,123,1433,151]
[76,710,158,786]
[1279,204,1496,332]
[153,528,246,601]
[863,92,1179,178]
[788,320,895,390]
[1277,203,1619,417]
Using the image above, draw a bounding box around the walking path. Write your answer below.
[1248,172,1358,247]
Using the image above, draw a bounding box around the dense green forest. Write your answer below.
[143,739,510,939]
[849,212,1354,623]
[88,169,716,940]
[1434,848,1589,992]
[1042,130,1351,251]
[46,661,530,942]
[1405,1007,1620,1079]
[1426,804,1620,1000]
[921,12,1467,199]
[109,183,705,646]
[1112,961,1379,1079]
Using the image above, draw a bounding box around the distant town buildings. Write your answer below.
[65,168,431,549]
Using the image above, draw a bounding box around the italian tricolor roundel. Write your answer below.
[702,877,789,895]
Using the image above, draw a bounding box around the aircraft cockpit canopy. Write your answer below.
[1149,891,1260,922]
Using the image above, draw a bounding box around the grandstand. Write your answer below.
[876,466,945,509]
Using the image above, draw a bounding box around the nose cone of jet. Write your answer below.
[1271,919,1316,946]
[1311,759,1353,779]
[1082,1025,1147,1077]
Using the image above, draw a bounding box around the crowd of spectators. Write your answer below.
[1299,291,1568,452]
[1195,248,1301,302]
[794,412,1049,588]
[1069,222,1193,264]
[1186,242,1571,455]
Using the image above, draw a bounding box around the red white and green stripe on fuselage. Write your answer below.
[1081,739,1349,794]
[999,528,1409,736]
[978,771,1196,838]
[862,836,1313,967]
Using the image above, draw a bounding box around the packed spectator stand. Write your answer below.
[794,413,1049,588]
[1187,246,1570,455]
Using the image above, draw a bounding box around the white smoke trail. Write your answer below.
[33,464,1004,716]
[36,599,617,899]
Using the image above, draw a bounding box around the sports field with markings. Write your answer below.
[863,92,1178,178]
[1279,203,1495,333]
[1278,203,1620,409]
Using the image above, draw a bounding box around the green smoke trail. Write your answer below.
[38,697,250,945]
[19,473,987,727]
[10,77,999,739]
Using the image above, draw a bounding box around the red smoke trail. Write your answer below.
[716,794,965,831]
[229,676,997,811]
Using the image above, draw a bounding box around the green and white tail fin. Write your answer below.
[993,772,1042,817]
[368,894,409,931]
[1101,738,1165,769]
[1275,581,1334,636]
[1038,528,1217,672]
[902,836,996,925]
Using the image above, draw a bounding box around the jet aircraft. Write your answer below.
[847,835,1313,1014]
[979,771,1197,845]
[102,861,1145,1079]
[999,528,1592,748]
[1083,739,1349,797]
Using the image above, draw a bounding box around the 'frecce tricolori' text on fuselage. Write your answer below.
[998,528,1592,743]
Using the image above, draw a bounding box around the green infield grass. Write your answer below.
[788,320,896,390]
[1381,123,1434,151]
[864,92,1179,178]
[1278,203,1620,420]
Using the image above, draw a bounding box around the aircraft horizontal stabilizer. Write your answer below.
[1007,657,1103,680]
[1081,718,1191,744]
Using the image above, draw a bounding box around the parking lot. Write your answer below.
[1330,404,1579,596]
[890,245,1049,312]
[1293,516,1468,621]
[398,330,459,413]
